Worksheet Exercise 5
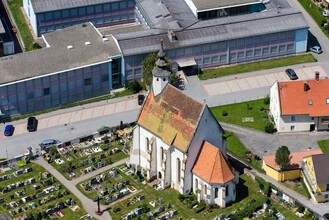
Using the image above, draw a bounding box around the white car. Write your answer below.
[310,46,323,54]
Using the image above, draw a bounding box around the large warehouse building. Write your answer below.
[1,0,308,116]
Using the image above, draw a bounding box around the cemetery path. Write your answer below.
[34,157,117,220]
[71,158,128,185]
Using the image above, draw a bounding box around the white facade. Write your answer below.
[270,82,321,132]
[193,174,237,207]
[23,0,37,36]
[152,75,170,97]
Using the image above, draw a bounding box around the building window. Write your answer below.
[308,99,313,105]
[291,115,296,121]
[204,184,207,195]
[43,88,50,96]
[263,48,269,55]
[195,178,198,190]
[254,49,261,57]
[160,147,164,161]
[215,188,218,199]
[225,185,229,197]
[290,126,295,131]
[311,117,314,120]
[177,158,181,183]
[146,138,150,151]
[84,78,92,86]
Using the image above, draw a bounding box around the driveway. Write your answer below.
[221,122,328,156]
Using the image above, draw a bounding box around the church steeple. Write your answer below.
[152,39,171,96]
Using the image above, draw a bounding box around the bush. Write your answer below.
[265,122,276,133]
[255,176,270,196]
[246,103,253,110]
[264,95,270,105]
[222,110,228,116]
[126,80,142,93]
[178,194,185,202]
[303,210,313,219]
[297,204,305,213]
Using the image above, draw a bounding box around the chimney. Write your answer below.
[304,81,308,93]
[315,71,320,81]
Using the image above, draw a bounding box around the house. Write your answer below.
[270,74,329,132]
[262,149,322,181]
[302,154,329,203]
[129,42,238,207]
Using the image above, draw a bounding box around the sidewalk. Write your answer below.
[33,157,127,220]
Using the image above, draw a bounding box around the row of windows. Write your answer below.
[37,1,135,21]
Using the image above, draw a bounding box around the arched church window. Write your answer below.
[225,185,229,197]
[215,187,218,199]
[177,158,181,182]
[195,178,198,190]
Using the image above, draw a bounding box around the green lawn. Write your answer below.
[211,98,271,131]
[270,199,303,220]
[317,140,329,153]
[0,163,87,219]
[224,131,248,158]
[282,178,311,199]
[199,54,316,80]
[298,0,329,38]
[8,0,36,51]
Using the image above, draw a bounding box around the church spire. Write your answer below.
[152,39,171,96]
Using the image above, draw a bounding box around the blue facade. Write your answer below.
[29,1,135,36]
[124,30,302,80]
[0,57,123,115]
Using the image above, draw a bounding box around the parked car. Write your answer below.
[40,139,61,150]
[27,116,38,132]
[309,46,323,54]
[138,94,145,106]
[4,124,14,136]
[285,68,298,80]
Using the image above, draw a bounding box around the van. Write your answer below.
[40,139,61,149]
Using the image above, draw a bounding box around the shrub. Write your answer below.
[126,80,142,93]
[264,95,270,105]
[303,210,313,219]
[297,204,305,213]
[246,103,253,110]
[265,122,276,133]
[255,176,270,196]
[178,194,185,202]
[222,110,228,116]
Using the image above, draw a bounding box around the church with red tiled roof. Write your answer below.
[129,41,238,207]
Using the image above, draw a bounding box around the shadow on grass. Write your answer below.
[235,178,249,203]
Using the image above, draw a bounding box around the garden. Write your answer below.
[47,129,131,180]
[211,97,276,133]
[0,162,88,219]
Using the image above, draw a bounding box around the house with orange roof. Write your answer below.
[129,41,238,207]
[262,149,322,181]
[270,73,329,132]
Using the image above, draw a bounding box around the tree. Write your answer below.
[141,53,172,88]
[126,80,142,93]
[275,146,292,170]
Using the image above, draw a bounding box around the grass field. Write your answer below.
[211,98,271,131]
[317,140,329,153]
[199,54,316,80]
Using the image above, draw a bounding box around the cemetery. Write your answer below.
[48,128,131,180]
[0,162,88,219]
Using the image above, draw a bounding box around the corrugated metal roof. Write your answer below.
[116,9,308,56]
[191,0,260,11]
[30,0,120,13]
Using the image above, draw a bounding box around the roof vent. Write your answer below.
[102,37,109,42]
[85,41,91,46]
[308,99,313,105]
[67,45,73,50]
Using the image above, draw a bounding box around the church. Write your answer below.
[129,41,238,207]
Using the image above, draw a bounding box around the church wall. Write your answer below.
[185,107,225,193]
[137,127,156,172]
[130,125,141,165]
[155,138,171,188]
[170,147,186,194]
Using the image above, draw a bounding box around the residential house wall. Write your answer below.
[263,161,301,181]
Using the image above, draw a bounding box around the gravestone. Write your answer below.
[112,194,118,201]
[0,198,4,204]
[138,195,145,201]
[8,174,14,179]
[98,162,102,169]
[117,182,123,190]
[124,180,130,186]
[39,172,42,181]
[84,159,89,166]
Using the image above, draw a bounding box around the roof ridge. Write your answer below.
[209,149,220,183]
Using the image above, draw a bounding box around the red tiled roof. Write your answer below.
[193,141,235,184]
[263,149,322,171]
[278,79,329,116]
[137,84,205,152]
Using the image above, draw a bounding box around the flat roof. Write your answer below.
[30,0,122,13]
[116,8,308,56]
[191,0,260,11]
[0,23,121,85]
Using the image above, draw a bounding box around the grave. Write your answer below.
[14,169,24,176]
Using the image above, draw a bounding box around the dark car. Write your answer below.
[138,94,145,106]
[285,69,298,80]
[4,124,14,136]
[27,117,38,132]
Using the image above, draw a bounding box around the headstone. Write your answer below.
[8,174,15,179]
[70,199,75,206]
[106,197,112,205]
[117,182,123,190]
[159,198,164,204]
[118,192,123,198]
[124,180,130,186]
[98,162,102,169]
[138,195,145,201]
[39,172,42,181]
[112,194,118,201]
[10,194,14,200]
[84,159,89,166]
[0,198,4,203]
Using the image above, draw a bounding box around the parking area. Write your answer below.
[1,98,140,139]
[203,65,327,96]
